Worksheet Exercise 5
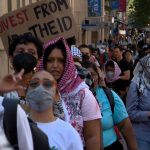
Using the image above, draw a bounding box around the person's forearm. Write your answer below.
[0,69,24,93]
[119,119,138,150]
[119,75,130,80]
[85,136,102,150]
[83,119,103,150]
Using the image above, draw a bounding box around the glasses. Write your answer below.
[29,79,55,89]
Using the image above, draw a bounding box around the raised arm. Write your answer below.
[0,69,24,93]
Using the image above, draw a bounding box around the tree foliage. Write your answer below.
[128,0,150,28]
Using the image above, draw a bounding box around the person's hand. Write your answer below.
[148,112,150,117]
[0,69,24,93]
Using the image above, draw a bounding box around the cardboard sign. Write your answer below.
[0,0,76,52]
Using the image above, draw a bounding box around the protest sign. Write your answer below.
[0,0,76,52]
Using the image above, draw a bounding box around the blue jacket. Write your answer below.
[126,81,150,142]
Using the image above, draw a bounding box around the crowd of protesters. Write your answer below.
[0,27,149,150]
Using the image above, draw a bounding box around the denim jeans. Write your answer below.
[137,138,150,150]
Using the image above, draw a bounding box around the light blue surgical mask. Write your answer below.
[26,85,55,112]
[106,71,115,79]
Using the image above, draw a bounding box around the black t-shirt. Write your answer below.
[128,61,134,81]
[106,79,127,105]
[117,59,130,76]
[116,59,131,89]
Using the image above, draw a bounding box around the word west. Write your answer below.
[0,9,28,33]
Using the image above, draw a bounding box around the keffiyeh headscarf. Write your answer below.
[42,38,91,142]
[133,54,150,94]
[105,60,121,83]
[71,45,82,60]
[43,37,83,94]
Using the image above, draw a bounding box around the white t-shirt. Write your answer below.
[0,96,33,150]
[0,128,13,150]
[37,118,83,150]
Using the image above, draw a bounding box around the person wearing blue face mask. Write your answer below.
[26,70,83,150]
[106,71,115,80]
[104,60,127,104]
[105,60,121,86]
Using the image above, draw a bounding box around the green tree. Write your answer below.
[128,0,150,28]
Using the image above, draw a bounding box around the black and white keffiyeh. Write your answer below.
[71,45,82,60]
[133,54,150,94]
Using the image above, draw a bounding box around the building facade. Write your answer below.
[69,0,111,46]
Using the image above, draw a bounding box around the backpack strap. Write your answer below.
[28,117,51,150]
[102,86,115,113]
[2,98,19,150]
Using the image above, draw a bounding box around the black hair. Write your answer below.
[66,36,76,48]
[78,44,92,55]
[123,50,133,55]
[137,40,145,49]
[9,34,43,59]
[82,61,98,73]
[93,48,101,56]
[105,60,115,69]
[114,45,123,52]
[82,61,100,83]
[43,39,66,69]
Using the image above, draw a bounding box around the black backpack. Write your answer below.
[2,98,51,150]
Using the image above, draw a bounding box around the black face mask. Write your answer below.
[13,53,37,74]
[82,54,90,62]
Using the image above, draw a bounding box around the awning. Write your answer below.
[81,24,99,31]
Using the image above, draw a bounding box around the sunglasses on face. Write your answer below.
[29,79,55,89]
